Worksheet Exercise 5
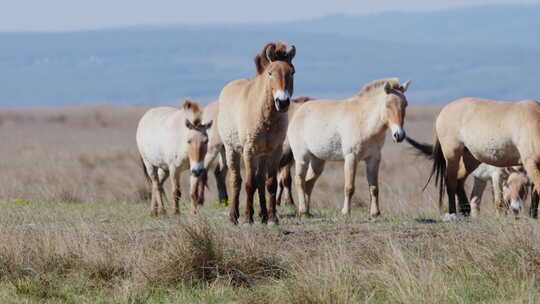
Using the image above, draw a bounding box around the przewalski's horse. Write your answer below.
[288,78,411,217]
[218,42,296,225]
[405,136,530,216]
[422,98,540,216]
[137,99,213,216]
[202,101,228,205]
[277,96,314,206]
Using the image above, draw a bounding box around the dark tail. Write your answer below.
[405,136,446,208]
[140,157,151,184]
[279,146,294,169]
[428,136,446,209]
[405,136,434,158]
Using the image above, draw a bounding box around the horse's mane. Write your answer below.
[181,98,203,125]
[254,42,292,75]
[292,96,313,104]
[356,78,402,98]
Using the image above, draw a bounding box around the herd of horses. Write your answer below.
[136,41,538,225]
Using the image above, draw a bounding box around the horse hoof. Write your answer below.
[241,221,254,227]
[268,220,279,227]
[300,212,313,218]
[150,210,158,217]
[341,209,351,216]
[370,211,380,218]
[442,213,458,222]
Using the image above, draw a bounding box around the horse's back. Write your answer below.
[203,101,224,154]
[437,98,526,166]
[137,107,185,167]
[289,99,347,161]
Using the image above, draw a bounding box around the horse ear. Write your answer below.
[266,44,277,62]
[204,120,213,130]
[401,80,412,92]
[185,119,194,130]
[384,82,392,94]
[286,45,296,61]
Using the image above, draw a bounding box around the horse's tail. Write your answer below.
[140,157,151,184]
[405,136,434,158]
[426,135,446,209]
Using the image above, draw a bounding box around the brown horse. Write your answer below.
[218,42,296,225]
[276,96,314,206]
[424,98,540,216]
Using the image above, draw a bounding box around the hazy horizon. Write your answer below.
[1,0,539,32]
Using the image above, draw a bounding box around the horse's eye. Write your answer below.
[268,71,272,77]
[187,140,192,144]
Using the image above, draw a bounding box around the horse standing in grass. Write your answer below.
[406,136,529,216]
[276,96,314,206]
[422,98,540,216]
[137,99,213,216]
[202,101,228,205]
[218,42,296,225]
[287,78,411,217]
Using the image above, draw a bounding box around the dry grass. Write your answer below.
[0,105,539,303]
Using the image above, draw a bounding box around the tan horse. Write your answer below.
[218,42,296,225]
[406,136,530,216]
[136,99,212,216]
[202,100,228,205]
[425,98,540,216]
[276,96,314,206]
[288,78,411,217]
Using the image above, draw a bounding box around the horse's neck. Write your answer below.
[251,78,279,123]
[348,94,386,135]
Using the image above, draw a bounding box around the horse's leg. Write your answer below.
[469,177,487,217]
[529,183,539,218]
[242,150,257,225]
[277,167,285,206]
[225,148,242,224]
[523,158,540,217]
[168,165,181,215]
[304,158,325,215]
[342,153,358,216]
[491,171,506,215]
[156,168,169,215]
[294,154,310,216]
[456,151,480,216]
[442,146,463,216]
[284,164,296,206]
[266,148,282,225]
[144,162,159,216]
[365,154,381,217]
[256,158,268,223]
[214,148,229,205]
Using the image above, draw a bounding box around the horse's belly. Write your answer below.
[465,138,520,166]
[307,134,344,161]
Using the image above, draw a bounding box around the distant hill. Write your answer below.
[0,4,539,107]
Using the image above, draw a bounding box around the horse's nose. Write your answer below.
[191,168,206,177]
[274,97,290,112]
[510,200,523,215]
[392,129,406,143]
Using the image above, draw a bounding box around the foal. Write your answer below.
[136,99,212,216]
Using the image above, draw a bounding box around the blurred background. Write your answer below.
[1,0,539,107]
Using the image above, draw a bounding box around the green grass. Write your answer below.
[1,201,540,303]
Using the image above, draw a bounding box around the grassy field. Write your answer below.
[1,106,540,303]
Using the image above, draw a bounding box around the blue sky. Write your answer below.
[1,0,539,31]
